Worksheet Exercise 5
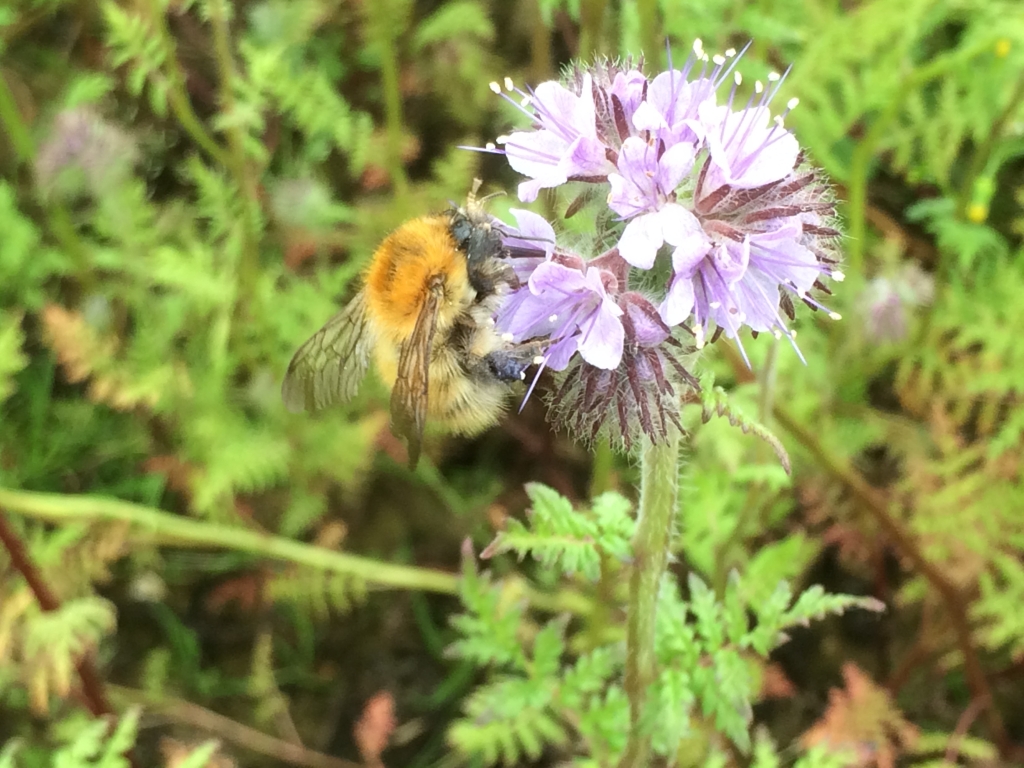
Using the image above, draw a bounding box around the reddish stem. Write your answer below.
[0,511,115,721]
[721,344,1011,756]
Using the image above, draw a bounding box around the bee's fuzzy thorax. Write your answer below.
[364,215,473,343]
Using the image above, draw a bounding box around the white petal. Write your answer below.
[617,213,664,270]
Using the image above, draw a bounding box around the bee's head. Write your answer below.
[449,180,506,265]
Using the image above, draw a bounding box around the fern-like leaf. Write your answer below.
[700,380,791,474]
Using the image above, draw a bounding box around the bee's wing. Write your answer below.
[390,276,445,468]
[282,291,373,413]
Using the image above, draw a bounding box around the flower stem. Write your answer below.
[619,431,681,768]
[0,486,458,595]
[142,0,229,167]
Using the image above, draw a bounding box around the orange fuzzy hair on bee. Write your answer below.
[363,216,472,343]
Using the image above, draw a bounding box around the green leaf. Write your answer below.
[0,740,21,768]
[700,378,791,474]
[177,740,221,768]
[482,484,621,581]
[0,310,27,405]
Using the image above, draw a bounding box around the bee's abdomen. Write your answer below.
[424,322,513,435]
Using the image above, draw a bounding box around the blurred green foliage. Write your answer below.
[2,0,1024,766]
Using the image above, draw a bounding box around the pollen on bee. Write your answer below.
[489,81,501,94]
[501,332,514,342]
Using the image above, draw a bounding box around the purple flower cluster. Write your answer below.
[35,108,138,199]
[483,43,842,446]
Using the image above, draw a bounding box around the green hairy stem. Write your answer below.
[619,431,681,768]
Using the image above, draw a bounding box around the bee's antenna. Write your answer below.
[467,177,484,209]
[478,190,506,205]
[466,178,506,213]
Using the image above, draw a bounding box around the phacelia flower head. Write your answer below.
[482,41,842,448]
[35,108,138,199]
[858,263,934,343]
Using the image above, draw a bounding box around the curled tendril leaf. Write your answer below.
[700,385,791,475]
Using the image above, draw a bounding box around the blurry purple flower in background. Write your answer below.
[482,40,843,445]
[859,263,934,343]
[35,108,138,199]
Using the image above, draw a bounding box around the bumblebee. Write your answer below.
[282,181,536,467]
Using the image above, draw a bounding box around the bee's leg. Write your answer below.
[484,344,542,382]
[468,258,518,298]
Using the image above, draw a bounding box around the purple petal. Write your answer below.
[738,131,799,187]
[748,222,819,292]
[719,267,783,333]
[661,272,696,326]
[564,135,615,177]
[528,260,590,295]
[511,255,546,282]
[643,71,715,144]
[705,106,799,189]
[505,129,570,180]
[670,229,712,277]
[506,208,556,257]
[621,293,671,346]
[607,172,643,218]
[576,298,625,369]
[709,239,750,284]
[631,100,668,132]
[656,141,697,192]
[517,178,546,203]
[658,203,705,250]
[607,137,658,216]
[544,334,579,371]
[610,70,649,123]
[531,75,598,142]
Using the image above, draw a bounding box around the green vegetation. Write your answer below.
[2,0,1024,766]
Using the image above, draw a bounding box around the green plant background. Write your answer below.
[2,0,1023,766]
